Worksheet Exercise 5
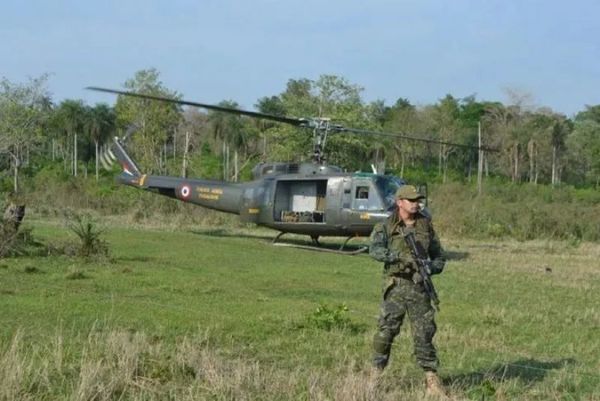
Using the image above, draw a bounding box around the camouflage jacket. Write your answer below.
[369,210,445,278]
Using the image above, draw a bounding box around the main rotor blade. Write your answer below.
[86,87,307,127]
[87,86,497,152]
[337,126,498,152]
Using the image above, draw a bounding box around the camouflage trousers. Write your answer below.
[372,276,439,371]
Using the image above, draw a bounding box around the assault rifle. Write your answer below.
[403,231,440,311]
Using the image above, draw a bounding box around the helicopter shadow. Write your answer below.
[445,357,576,389]
[189,228,369,252]
[116,255,156,263]
[189,228,277,242]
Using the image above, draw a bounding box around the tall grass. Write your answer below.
[431,182,600,241]
[0,328,420,401]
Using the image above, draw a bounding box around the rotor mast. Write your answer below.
[309,118,335,164]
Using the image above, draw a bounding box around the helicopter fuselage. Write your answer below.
[118,162,403,238]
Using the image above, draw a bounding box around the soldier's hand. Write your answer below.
[411,271,423,284]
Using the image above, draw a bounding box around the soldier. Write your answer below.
[369,185,447,398]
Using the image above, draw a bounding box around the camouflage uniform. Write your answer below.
[369,209,445,371]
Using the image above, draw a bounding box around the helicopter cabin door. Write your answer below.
[274,180,327,223]
[240,186,266,223]
[340,178,384,235]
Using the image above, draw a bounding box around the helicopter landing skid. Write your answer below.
[272,233,368,255]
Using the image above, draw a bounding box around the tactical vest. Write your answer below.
[383,212,434,277]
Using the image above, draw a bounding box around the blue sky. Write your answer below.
[2,0,598,116]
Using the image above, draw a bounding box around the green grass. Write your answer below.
[0,220,599,400]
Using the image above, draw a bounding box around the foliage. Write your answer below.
[431,181,600,242]
[566,114,600,186]
[4,70,600,191]
[0,226,44,258]
[115,69,182,173]
[0,75,51,192]
[304,302,359,332]
[64,211,110,259]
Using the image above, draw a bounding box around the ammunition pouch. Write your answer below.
[384,261,423,287]
[384,261,415,276]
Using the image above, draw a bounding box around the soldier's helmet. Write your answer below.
[395,185,425,200]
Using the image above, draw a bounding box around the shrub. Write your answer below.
[64,211,110,259]
[305,303,357,332]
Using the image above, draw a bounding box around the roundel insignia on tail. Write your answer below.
[180,184,191,200]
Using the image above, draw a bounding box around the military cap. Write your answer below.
[395,185,425,200]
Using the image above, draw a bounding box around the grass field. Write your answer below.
[0,218,599,400]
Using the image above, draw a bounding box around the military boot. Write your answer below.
[425,371,448,399]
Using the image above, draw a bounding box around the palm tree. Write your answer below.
[208,101,246,181]
[87,103,116,181]
[53,100,86,176]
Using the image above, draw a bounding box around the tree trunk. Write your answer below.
[95,140,99,182]
[551,145,557,186]
[13,157,19,193]
[527,140,535,184]
[164,141,168,175]
[182,131,190,178]
[442,154,448,184]
[400,152,405,178]
[477,122,483,195]
[0,203,26,257]
[226,144,230,181]
[222,142,226,180]
[234,149,239,182]
[512,143,519,183]
[73,133,78,177]
[173,129,177,160]
[438,145,442,176]
[9,147,19,193]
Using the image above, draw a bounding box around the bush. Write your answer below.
[431,182,600,242]
[304,303,360,332]
[64,212,110,259]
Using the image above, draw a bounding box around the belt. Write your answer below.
[391,272,414,281]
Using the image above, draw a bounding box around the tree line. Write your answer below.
[2,69,600,194]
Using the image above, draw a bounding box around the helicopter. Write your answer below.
[88,87,496,254]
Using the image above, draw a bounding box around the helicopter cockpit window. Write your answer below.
[356,186,369,199]
[375,176,405,210]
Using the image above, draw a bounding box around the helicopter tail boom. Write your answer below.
[104,136,244,215]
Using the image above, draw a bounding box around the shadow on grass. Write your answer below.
[190,229,369,254]
[190,228,274,241]
[446,357,576,389]
[116,256,155,263]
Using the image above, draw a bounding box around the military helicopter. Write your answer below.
[88,87,495,254]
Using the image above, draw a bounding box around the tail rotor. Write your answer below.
[99,125,142,177]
